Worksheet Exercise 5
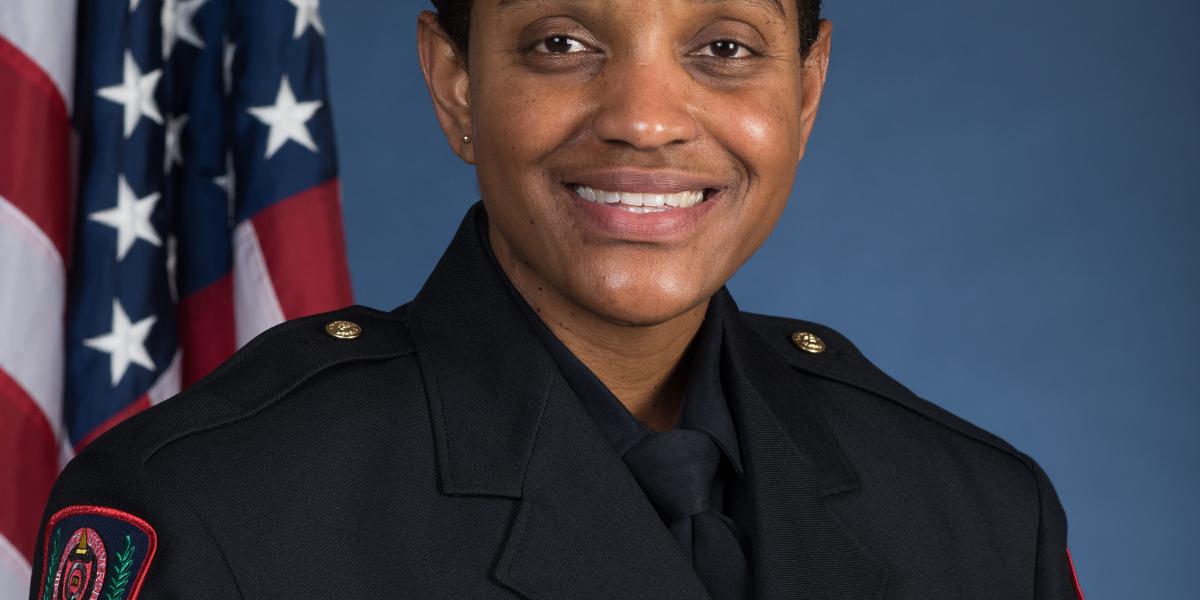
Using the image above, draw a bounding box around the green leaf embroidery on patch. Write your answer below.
[43,528,61,600]
[102,535,135,600]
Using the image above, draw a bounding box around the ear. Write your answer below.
[417,11,475,164]
[796,20,832,162]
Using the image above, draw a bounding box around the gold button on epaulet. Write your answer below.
[325,320,362,340]
[790,331,825,354]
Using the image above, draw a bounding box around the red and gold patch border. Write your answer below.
[42,505,158,600]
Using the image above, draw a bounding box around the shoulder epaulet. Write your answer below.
[87,304,415,463]
[190,304,414,404]
[740,311,1029,464]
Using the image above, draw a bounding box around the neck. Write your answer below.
[489,231,706,432]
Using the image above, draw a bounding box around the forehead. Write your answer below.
[495,0,789,19]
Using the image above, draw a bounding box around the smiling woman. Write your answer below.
[29,1,1086,599]
[418,0,829,426]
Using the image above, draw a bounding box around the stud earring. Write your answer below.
[462,135,472,144]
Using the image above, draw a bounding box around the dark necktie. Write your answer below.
[623,429,751,600]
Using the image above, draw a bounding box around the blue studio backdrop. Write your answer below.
[322,1,1198,597]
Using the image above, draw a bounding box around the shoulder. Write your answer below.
[80,304,419,470]
[739,311,1039,474]
[32,305,426,596]
[740,311,1075,588]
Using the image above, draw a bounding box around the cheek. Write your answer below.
[713,96,800,182]
[473,72,583,171]
[476,96,537,167]
[737,113,770,146]
[472,71,579,238]
[703,93,800,248]
[472,72,596,256]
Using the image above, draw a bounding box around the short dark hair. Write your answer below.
[431,0,824,61]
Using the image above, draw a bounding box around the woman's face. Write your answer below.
[422,0,830,327]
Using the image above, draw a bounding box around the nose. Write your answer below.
[591,59,697,150]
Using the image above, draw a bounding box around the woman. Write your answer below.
[31,1,1082,598]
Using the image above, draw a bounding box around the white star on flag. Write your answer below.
[165,113,188,172]
[247,75,323,159]
[288,0,325,39]
[84,299,158,386]
[163,0,210,60]
[90,175,163,261]
[96,51,163,138]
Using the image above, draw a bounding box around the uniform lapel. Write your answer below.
[408,205,709,600]
[719,290,893,600]
[491,370,712,600]
[408,205,891,599]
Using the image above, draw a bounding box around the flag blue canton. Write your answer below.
[65,0,340,447]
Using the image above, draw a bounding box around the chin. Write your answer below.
[573,272,710,328]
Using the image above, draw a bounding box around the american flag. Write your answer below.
[0,0,352,593]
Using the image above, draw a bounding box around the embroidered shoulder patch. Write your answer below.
[40,506,157,600]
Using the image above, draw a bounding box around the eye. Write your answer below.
[697,40,755,59]
[534,35,590,54]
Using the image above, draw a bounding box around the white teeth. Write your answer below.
[573,186,707,211]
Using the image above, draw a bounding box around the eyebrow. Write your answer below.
[699,0,786,18]
[498,0,787,19]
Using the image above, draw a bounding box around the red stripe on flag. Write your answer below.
[0,35,71,260]
[73,395,150,453]
[179,273,236,387]
[250,178,353,318]
[0,368,59,560]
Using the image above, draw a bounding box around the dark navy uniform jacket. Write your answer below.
[29,204,1082,599]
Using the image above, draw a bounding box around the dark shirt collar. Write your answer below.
[679,297,744,475]
[474,210,744,476]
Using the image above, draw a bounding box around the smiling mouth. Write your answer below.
[570,185,712,214]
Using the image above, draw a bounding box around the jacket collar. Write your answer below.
[717,289,892,597]
[717,289,863,496]
[406,204,890,599]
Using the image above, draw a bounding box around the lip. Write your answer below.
[560,179,726,243]
[563,167,728,195]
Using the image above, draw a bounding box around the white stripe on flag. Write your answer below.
[149,350,183,405]
[0,195,65,441]
[233,220,286,346]
[59,437,75,469]
[0,0,76,110]
[0,531,31,600]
